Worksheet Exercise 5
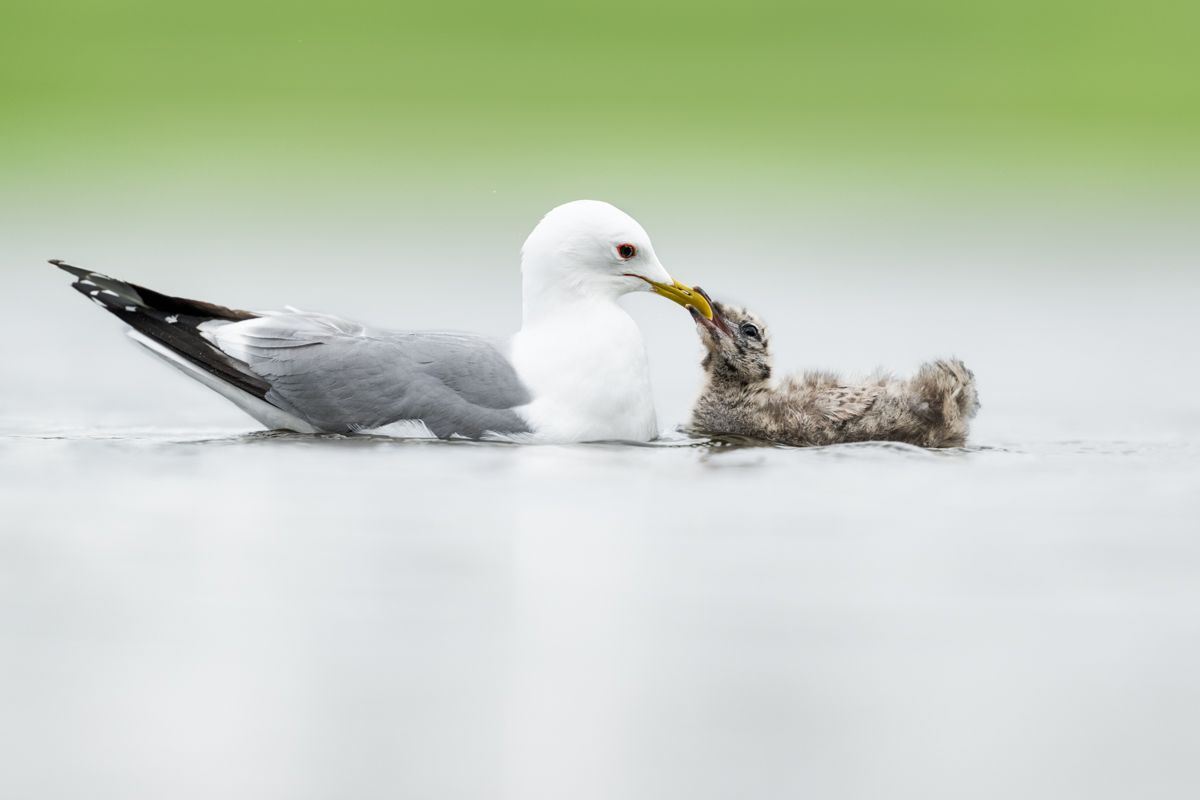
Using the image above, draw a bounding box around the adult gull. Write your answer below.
[51,200,714,442]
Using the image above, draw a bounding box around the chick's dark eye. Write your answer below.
[616,243,637,260]
[739,323,760,340]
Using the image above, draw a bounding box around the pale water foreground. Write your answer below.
[2,423,1198,799]
[3,191,1199,798]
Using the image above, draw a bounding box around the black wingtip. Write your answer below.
[50,259,92,279]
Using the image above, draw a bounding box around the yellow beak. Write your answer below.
[643,278,715,319]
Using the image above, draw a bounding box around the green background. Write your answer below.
[4,0,1197,433]
[4,0,1197,190]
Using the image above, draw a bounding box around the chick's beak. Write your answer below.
[687,286,731,335]
[626,274,715,320]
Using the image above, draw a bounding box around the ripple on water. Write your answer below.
[2,419,1197,469]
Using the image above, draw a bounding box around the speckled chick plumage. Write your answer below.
[688,296,980,448]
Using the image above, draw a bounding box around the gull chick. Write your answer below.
[687,292,980,448]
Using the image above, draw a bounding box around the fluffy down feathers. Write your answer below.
[689,298,980,448]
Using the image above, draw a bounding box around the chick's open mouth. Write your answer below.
[688,286,732,335]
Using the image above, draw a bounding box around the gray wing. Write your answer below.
[206,312,531,437]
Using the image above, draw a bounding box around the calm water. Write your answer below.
[2,424,1198,799]
[3,194,1198,797]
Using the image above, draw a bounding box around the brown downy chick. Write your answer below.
[687,290,980,448]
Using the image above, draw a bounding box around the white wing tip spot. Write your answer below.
[165,315,178,324]
[125,306,137,312]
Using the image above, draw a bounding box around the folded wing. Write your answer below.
[54,261,531,437]
[204,313,531,436]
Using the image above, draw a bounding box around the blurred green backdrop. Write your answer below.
[1,0,1197,440]
[3,0,1197,190]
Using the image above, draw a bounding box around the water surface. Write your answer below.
[2,423,1198,799]
[3,191,1198,798]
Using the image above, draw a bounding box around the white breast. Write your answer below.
[509,301,659,442]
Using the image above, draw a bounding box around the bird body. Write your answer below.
[688,296,980,448]
[52,200,714,442]
[510,298,658,442]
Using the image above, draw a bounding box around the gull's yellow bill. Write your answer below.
[638,278,715,319]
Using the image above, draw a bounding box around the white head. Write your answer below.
[520,200,712,324]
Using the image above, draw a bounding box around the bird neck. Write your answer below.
[520,265,624,328]
[705,374,768,399]
[701,354,772,393]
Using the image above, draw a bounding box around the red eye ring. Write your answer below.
[616,243,637,260]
